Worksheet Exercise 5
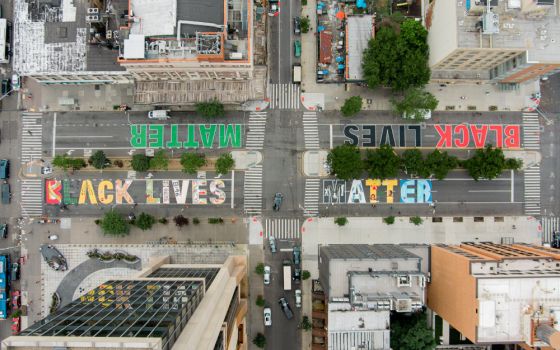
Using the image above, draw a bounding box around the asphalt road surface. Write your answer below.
[268,0,300,83]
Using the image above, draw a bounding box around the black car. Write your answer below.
[10,262,19,281]
[292,267,301,282]
[1,79,9,95]
[278,297,293,320]
[1,183,10,204]
[293,17,301,34]
[0,224,6,239]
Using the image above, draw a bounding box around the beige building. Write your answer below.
[1,255,248,350]
[427,0,560,85]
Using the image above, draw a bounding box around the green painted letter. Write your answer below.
[130,124,147,148]
[219,124,242,148]
[166,124,182,148]
[183,124,200,149]
[148,124,165,148]
[199,124,217,148]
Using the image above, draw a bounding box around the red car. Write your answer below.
[11,291,20,310]
[11,317,20,334]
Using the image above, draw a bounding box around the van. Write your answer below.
[148,110,170,120]
[294,40,301,58]
[0,160,9,179]
[1,183,9,204]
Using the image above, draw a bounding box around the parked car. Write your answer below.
[292,267,301,282]
[293,17,301,34]
[11,291,20,310]
[268,2,279,16]
[293,246,301,265]
[278,297,293,320]
[273,192,283,211]
[1,183,10,204]
[294,40,301,58]
[1,80,9,95]
[0,159,9,179]
[147,110,170,120]
[48,234,59,241]
[11,74,20,92]
[0,224,6,239]
[264,265,271,285]
[295,289,302,308]
[10,263,19,281]
[264,307,272,326]
[41,166,53,175]
[269,236,277,253]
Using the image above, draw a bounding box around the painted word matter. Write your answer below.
[45,179,227,205]
[343,124,521,149]
[130,124,243,149]
[322,179,432,204]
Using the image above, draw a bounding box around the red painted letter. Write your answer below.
[504,125,521,148]
[470,125,489,148]
[45,180,62,205]
[435,125,452,148]
[489,125,503,148]
[453,125,469,148]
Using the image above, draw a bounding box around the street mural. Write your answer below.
[322,179,432,204]
[45,179,228,205]
[130,124,243,149]
[343,124,521,149]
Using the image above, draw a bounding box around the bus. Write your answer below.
[0,19,9,64]
[283,260,292,291]
[0,255,8,319]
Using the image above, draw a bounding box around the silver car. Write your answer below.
[269,236,277,253]
[264,307,272,326]
[264,265,271,285]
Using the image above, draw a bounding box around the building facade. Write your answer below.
[428,243,560,349]
[1,255,248,350]
[427,0,560,85]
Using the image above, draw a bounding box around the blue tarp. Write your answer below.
[318,25,325,32]
[357,0,366,8]
[336,56,344,63]
[338,64,345,69]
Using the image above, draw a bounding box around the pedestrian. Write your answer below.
[460,96,466,100]
[27,130,32,135]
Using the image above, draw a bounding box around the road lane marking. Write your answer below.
[467,190,511,193]
[511,169,514,203]
[52,112,56,157]
[231,170,235,209]
[56,135,114,138]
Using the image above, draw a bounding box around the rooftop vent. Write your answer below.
[482,12,500,34]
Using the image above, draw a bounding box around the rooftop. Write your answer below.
[346,15,374,81]
[320,244,421,261]
[327,306,391,350]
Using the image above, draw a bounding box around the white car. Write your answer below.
[295,289,302,308]
[11,74,20,92]
[264,265,271,285]
[264,307,272,326]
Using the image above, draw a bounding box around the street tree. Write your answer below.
[424,150,457,180]
[255,263,265,275]
[362,19,430,91]
[505,158,523,170]
[341,96,363,117]
[364,144,401,179]
[326,144,363,180]
[215,153,235,175]
[196,100,225,118]
[401,148,425,177]
[334,217,348,226]
[391,313,436,350]
[410,216,423,226]
[89,150,110,169]
[180,153,206,174]
[52,155,87,171]
[252,333,266,349]
[302,270,311,280]
[301,17,310,33]
[149,150,169,170]
[392,87,438,121]
[173,215,189,227]
[100,211,130,236]
[256,295,265,307]
[131,154,150,172]
[299,316,312,331]
[135,213,156,231]
[463,145,507,181]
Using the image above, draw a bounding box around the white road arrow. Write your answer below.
[128,149,136,155]
[146,173,154,179]
[66,150,74,155]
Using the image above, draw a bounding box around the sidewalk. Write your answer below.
[299,0,541,113]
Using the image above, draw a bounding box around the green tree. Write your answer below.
[302,270,311,280]
[253,333,267,348]
[89,150,110,169]
[401,148,425,177]
[341,96,363,117]
[410,216,423,226]
[299,316,312,331]
[424,150,457,180]
[362,19,430,91]
[326,144,363,180]
[301,17,310,33]
[383,216,395,225]
[255,263,265,275]
[463,145,507,181]
[196,100,225,118]
[131,154,150,172]
[180,153,206,174]
[149,150,169,170]
[256,295,265,307]
[391,313,436,350]
[215,153,235,175]
[364,144,401,179]
[505,158,523,170]
[100,211,130,236]
[334,217,348,226]
[392,87,438,121]
[135,213,156,231]
[52,155,86,171]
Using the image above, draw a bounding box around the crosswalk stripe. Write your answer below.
[303,179,320,217]
[541,216,560,244]
[303,112,320,149]
[21,113,43,164]
[267,83,301,110]
[265,219,301,239]
[20,179,43,217]
[246,112,268,150]
[523,113,540,151]
[523,165,540,216]
[244,165,263,216]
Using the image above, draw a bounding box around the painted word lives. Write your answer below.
[343,124,521,149]
[130,124,243,149]
[45,179,227,205]
[322,179,432,204]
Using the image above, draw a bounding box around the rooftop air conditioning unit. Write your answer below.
[87,8,99,14]
[397,275,411,287]
[396,299,412,313]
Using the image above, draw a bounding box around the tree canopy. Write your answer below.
[462,145,508,181]
[196,100,225,118]
[341,96,363,117]
[401,148,425,177]
[89,150,110,169]
[180,153,207,174]
[149,150,169,170]
[135,213,156,231]
[52,155,87,171]
[392,87,438,121]
[364,144,401,180]
[215,153,235,175]
[100,211,130,236]
[425,150,457,180]
[131,154,150,172]
[326,144,363,180]
[391,313,436,350]
[362,19,430,91]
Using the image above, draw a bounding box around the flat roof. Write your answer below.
[321,244,421,260]
[177,0,224,36]
[347,15,373,81]
[130,0,177,36]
